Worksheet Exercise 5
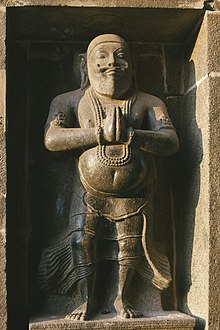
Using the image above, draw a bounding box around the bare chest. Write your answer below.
[77,94,146,129]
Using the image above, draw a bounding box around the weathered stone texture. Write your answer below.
[0,0,205,8]
[30,312,196,330]
[209,75,220,330]
[6,7,204,45]
[0,85,7,328]
[0,7,6,330]
[181,11,220,329]
[0,7,6,69]
[0,69,6,130]
[182,78,209,323]
[207,12,220,73]
[181,9,209,326]
[165,46,184,96]
[185,13,208,88]
[208,12,220,329]
[0,3,219,330]
[0,235,7,330]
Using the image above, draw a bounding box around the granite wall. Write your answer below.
[0,1,219,329]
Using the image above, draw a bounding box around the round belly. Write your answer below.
[78,145,149,196]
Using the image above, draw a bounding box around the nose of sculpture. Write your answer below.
[107,53,116,67]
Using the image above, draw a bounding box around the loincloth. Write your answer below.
[85,192,148,221]
[38,203,154,295]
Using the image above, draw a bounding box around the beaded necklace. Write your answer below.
[86,87,136,167]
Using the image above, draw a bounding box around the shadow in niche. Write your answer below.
[27,45,87,317]
[176,59,205,330]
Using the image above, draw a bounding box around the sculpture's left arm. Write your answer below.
[131,97,179,156]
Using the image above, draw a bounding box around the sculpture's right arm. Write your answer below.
[45,125,98,152]
[44,96,98,152]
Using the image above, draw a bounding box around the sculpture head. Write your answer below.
[87,34,132,98]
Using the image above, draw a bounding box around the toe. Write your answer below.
[121,310,130,318]
[127,309,134,318]
[131,310,143,318]
[67,313,74,320]
[81,312,87,321]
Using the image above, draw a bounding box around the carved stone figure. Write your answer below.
[38,34,179,321]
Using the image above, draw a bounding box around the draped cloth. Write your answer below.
[38,162,172,295]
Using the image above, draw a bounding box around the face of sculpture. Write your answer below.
[88,40,132,98]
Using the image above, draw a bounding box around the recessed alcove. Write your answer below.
[6,5,208,330]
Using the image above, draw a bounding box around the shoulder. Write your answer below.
[135,90,166,109]
[135,90,174,130]
[50,88,85,110]
[45,89,85,130]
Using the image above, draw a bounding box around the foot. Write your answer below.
[119,305,143,319]
[101,306,112,315]
[65,303,90,321]
[115,298,143,319]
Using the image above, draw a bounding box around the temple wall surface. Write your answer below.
[0,1,219,330]
[181,12,220,329]
[0,6,7,330]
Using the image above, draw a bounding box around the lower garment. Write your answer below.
[38,211,154,295]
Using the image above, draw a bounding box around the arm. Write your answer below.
[131,97,179,156]
[45,123,98,152]
[132,128,179,156]
[44,94,98,152]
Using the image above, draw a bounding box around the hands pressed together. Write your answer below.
[99,106,134,145]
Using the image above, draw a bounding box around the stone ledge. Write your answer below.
[0,0,204,9]
[30,311,196,330]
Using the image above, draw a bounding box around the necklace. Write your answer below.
[86,87,136,167]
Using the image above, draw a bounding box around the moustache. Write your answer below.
[99,64,128,74]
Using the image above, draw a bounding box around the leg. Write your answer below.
[115,265,143,318]
[66,271,97,320]
[66,213,99,321]
[114,215,144,318]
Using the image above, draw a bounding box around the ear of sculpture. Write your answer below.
[78,53,90,90]
[131,54,137,89]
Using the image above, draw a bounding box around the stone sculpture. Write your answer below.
[38,34,179,321]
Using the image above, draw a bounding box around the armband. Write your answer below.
[154,115,175,131]
[54,112,66,127]
[126,127,135,145]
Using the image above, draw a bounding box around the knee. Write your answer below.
[82,232,97,252]
[118,237,143,260]
[71,231,97,263]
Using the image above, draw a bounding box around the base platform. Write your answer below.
[30,311,196,330]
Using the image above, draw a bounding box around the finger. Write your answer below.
[115,106,121,142]
[107,107,116,142]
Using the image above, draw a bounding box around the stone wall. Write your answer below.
[0,1,219,330]
[179,11,220,329]
[0,6,7,330]
[0,0,205,9]
[207,13,220,329]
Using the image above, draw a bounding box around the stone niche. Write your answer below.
[4,3,220,330]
